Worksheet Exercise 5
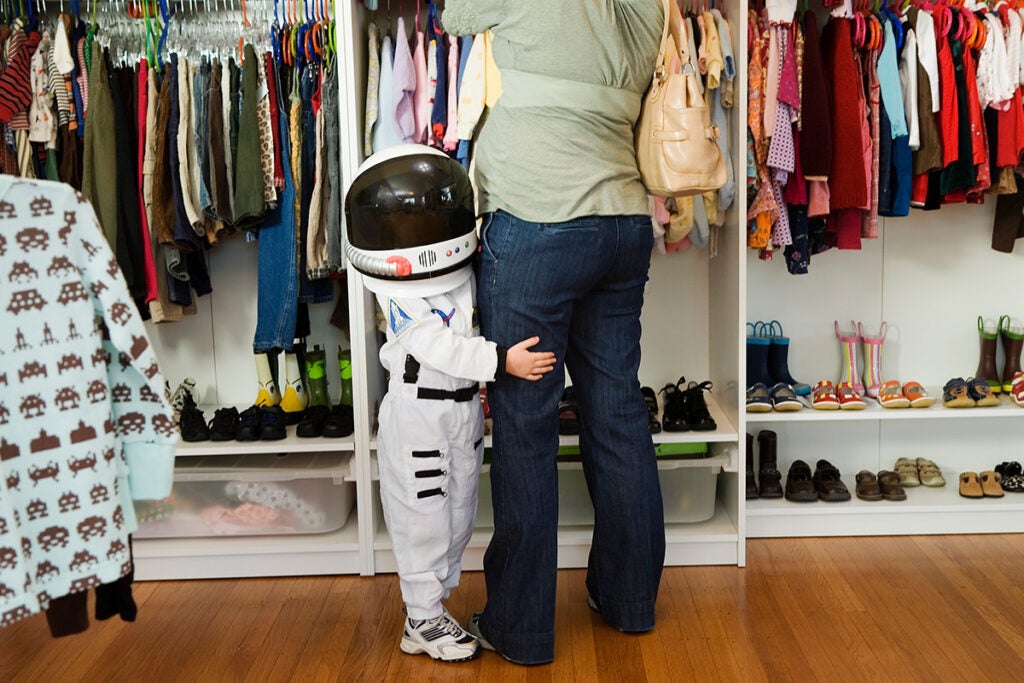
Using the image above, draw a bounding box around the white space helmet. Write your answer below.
[345,144,477,297]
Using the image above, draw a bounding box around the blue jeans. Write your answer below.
[253,104,298,352]
[476,210,665,664]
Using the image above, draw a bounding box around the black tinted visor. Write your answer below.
[345,154,476,250]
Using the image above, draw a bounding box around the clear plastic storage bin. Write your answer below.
[476,460,719,527]
[134,452,355,538]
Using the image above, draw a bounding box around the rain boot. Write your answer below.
[746,433,759,499]
[977,317,1002,394]
[254,352,282,407]
[766,321,811,396]
[304,345,330,408]
[746,322,772,389]
[324,347,355,438]
[757,430,783,498]
[858,321,887,399]
[999,315,1024,393]
[835,320,864,394]
[280,350,309,425]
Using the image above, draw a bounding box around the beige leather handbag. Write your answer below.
[635,0,727,197]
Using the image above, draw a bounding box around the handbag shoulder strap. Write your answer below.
[653,0,692,79]
[653,0,672,78]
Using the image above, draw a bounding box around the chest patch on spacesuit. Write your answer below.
[389,299,418,338]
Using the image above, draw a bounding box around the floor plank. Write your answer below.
[5,535,1024,681]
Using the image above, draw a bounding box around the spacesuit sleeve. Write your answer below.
[381,294,499,383]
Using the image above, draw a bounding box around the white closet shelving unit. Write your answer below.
[744,202,1024,538]
[132,0,749,580]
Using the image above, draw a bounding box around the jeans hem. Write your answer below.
[478,614,554,665]
[587,591,657,633]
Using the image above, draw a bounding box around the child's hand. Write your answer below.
[506,337,557,381]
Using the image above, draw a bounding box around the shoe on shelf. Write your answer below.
[979,471,1005,497]
[558,386,581,435]
[976,317,1002,394]
[902,381,936,408]
[745,433,759,500]
[877,470,907,501]
[959,472,984,498]
[894,458,921,487]
[916,458,945,487]
[259,405,288,441]
[170,378,200,412]
[855,471,884,501]
[745,383,772,413]
[178,394,210,442]
[811,380,840,410]
[812,459,851,502]
[769,383,803,412]
[400,611,479,662]
[1012,372,1024,407]
[208,406,240,441]
[784,460,818,502]
[999,315,1024,393]
[641,386,662,434]
[296,405,330,438]
[235,405,262,441]
[996,462,1024,492]
[323,403,354,438]
[942,378,976,408]
[966,377,1001,407]
[683,380,717,431]
[836,382,866,410]
[877,380,910,408]
[757,430,783,498]
[661,379,689,431]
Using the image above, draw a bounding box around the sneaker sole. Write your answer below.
[399,639,480,662]
[745,404,772,413]
[839,403,867,410]
[772,402,803,412]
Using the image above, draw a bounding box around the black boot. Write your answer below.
[746,433,759,499]
[757,430,783,498]
[746,335,772,389]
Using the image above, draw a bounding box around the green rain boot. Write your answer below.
[324,347,354,438]
[304,345,331,408]
[999,315,1024,393]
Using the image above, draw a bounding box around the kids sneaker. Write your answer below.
[876,380,910,408]
[811,380,840,410]
[745,383,772,413]
[769,382,803,411]
[208,407,240,441]
[836,382,867,410]
[942,378,976,408]
[178,394,210,442]
[400,611,479,662]
[967,377,1002,407]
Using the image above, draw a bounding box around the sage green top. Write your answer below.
[442,1,663,222]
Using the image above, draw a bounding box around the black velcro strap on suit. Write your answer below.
[404,355,420,383]
[412,450,441,458]
[417,488,445,499]
[416,386,479,402]
[415,469,445,478]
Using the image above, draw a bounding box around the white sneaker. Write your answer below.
[399,612,479,662]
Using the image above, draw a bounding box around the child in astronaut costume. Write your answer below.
[345,144,555,662]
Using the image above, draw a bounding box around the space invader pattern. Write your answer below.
[0,178,176,629]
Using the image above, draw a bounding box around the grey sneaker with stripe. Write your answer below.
[399,611,479,662]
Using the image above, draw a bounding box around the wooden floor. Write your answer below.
[4,535,1024,681]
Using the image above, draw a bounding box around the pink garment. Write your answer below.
[665,236,693,253]
[136,62,158,304]
[413,24,430,144]
[392,17,417,143]
[442,37,459,151]
[807,180,830,217]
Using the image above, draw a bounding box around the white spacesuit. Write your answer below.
[345,144,501,661]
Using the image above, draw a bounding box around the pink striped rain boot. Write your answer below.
[859,322,888,399]
[835,320,865,395]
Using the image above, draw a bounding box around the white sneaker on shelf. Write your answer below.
[399,611,479,662]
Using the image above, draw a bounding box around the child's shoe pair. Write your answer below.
[876,380,936,408]
[811,380,865,410]
[943,377,1001,408]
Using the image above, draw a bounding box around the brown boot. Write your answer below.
[999,315,1024,393]
[977,317,1002,394]
[746,433,759,499]
[757,430,783,498]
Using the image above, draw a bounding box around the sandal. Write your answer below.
[855,470,884,501]
[812,380,841,410]
[902,381,936,408]
[978,471,1004,497]
[877,380,910,408]
[558,386,581,435]
[836,382,867,410]
[894,458,920,487]
[769,382,803,412]
[813,460,851,502]
[959,472,984,498]
[967,377,1002,407]
[915,458,945,487]
[876,470,907,501]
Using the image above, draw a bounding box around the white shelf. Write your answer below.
[372,501,739,571]
[746,485,1024,537]
[133,515,362,579]
[745,392,1024,423]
